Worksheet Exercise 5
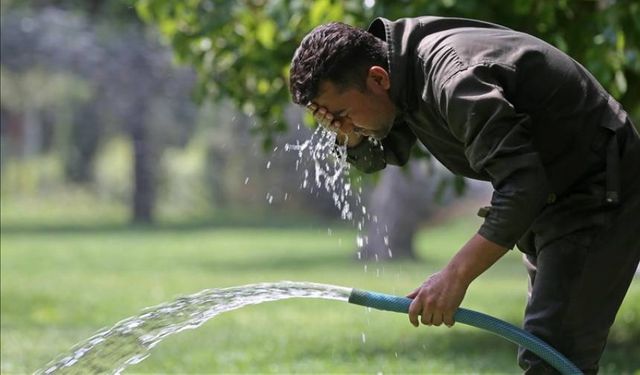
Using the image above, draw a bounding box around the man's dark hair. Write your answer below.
[289,22,388,105]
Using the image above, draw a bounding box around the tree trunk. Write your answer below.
[129,101,156,224]
[65,103,101,183]
[360,160,450,260]
[205,145,228,209]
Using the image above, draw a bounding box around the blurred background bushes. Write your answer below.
[0,1,346,227]
[1,0,639,249]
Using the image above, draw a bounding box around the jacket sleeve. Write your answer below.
[346,121,416,173]
[437,64,551,249]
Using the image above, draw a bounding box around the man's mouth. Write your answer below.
[354,126,374,137]
[354,125,389,140]
[365,132,385,140]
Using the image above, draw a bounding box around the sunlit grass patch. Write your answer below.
[1,204,638,373]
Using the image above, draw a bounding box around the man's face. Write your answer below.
[312,67,396,140]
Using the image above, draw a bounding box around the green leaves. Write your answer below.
[309,0,344,26]
[256,19,277,49]
[136,0,640,146]
[135,1,368,147]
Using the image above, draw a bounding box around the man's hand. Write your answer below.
[407,233,508,328]
[307,103,363,147]
[407,268,468,327]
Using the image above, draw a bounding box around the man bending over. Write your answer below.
[289,16,640,374]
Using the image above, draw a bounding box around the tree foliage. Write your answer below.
[137,0,640,145]
[136,0,369,147]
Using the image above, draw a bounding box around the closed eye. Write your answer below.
[332,109,348,118]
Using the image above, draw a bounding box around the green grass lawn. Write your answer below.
[1,198,639,374]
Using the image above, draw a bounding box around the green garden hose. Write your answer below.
[348,288,582,375]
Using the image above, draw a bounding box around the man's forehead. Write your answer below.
[316,81,338,99]
[314,81,346,109]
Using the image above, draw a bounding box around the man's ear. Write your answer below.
[366,66,391,92]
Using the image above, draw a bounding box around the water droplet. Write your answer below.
[266,161,271,169]
[244,177,249,185]
[361,333,366,343]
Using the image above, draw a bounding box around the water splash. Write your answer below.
[284,127,370,249]
[284,127,392,259]
[37,282,351,375]
[284,127,354,221]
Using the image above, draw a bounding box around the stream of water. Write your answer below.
[38,127,368,374]
[36,282,351,375]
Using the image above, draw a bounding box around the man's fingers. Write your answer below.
[408,300,421,327]
[406,288,420,299]
[306,103,351,135]
[319,108,330,120]
[420,311,433,326]
[312,107,339,129]
[431,312,444,327]
[444,312,455,327]
[308,105,339,130]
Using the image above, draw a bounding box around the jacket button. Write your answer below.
[477,206,491,218]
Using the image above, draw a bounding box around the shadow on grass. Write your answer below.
[0,214,343,235]
[192,252,360,272]
[190,254,445,274]
[308,328,640,373]
[1,220,442,268]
